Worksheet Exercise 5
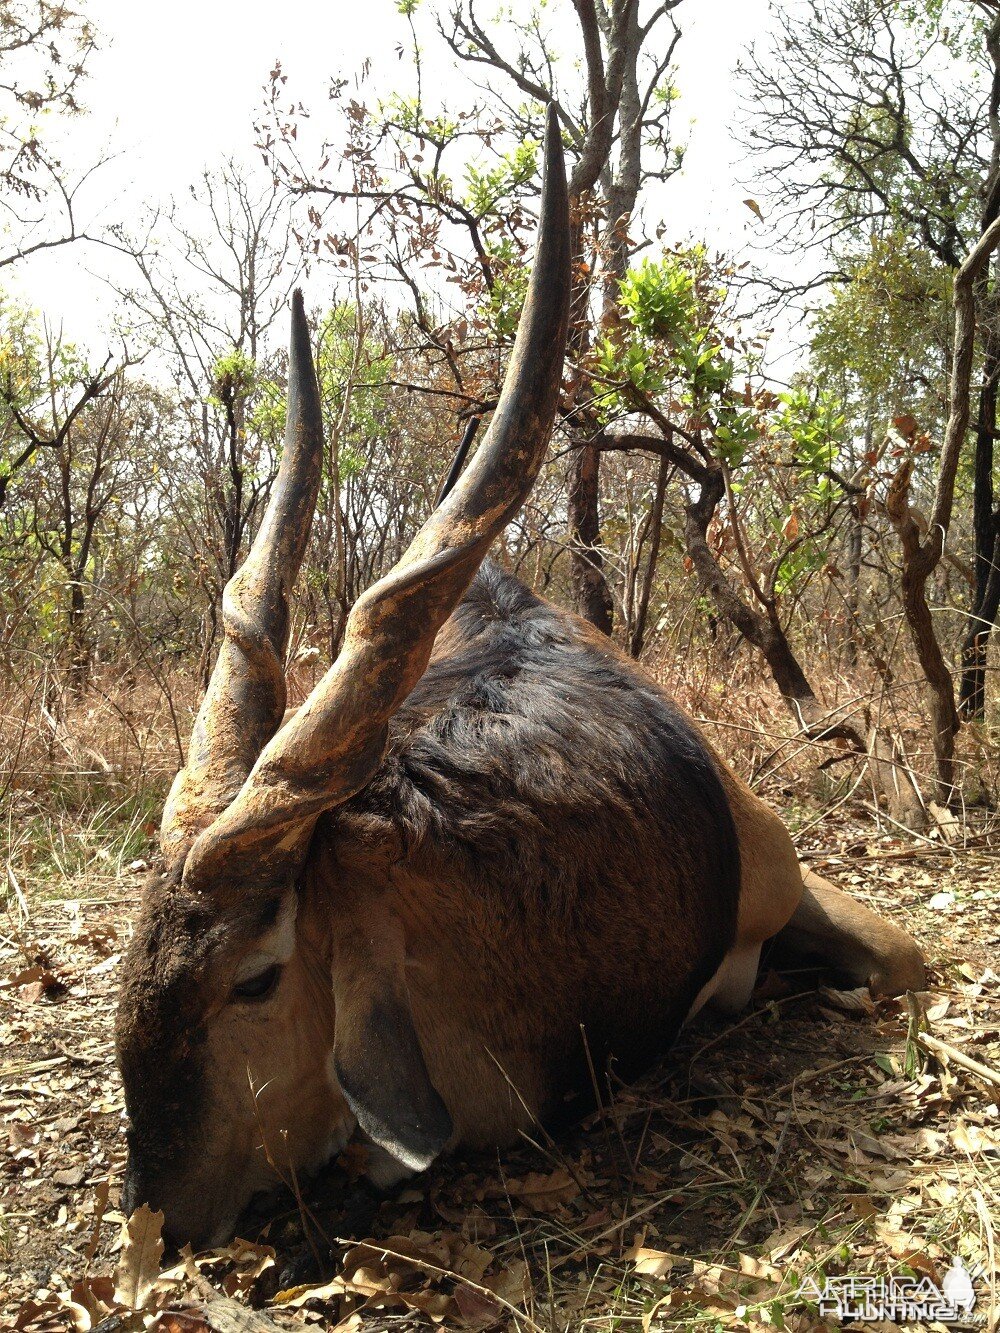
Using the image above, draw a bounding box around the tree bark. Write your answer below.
[684,466,862,744]
[566,0,647,635]
[958,309,1000,715]
[629,452,669,658]
[887,213,1000,799]
[565,201,614,636]
[568,441,614,635]
[886,462,960,797]
[958,10,1000,717]
[67,577,89,695]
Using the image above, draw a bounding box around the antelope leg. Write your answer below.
[775,868,926,997]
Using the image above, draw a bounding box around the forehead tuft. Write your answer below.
[115,866,291,1056]
[117,877,209,1046]
[114,869,218,1175]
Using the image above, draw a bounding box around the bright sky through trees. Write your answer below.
[5,0,775,346]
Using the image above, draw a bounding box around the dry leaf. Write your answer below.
[452,1284,503,1326]
[818,984,875,1015]
[762,1223,813,1262]
[508,1166,577,1212]
[893,413,919,439]
[484,1258,529,1306]
[626,1243,677,1277]
[274,1277,350,1308]
[61,1276,117,1332]
[952,1119,997,1155]
[158,1317,213,1333]
[113,1203,165,1310]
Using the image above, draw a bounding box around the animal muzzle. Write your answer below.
[120,1152,242,1252]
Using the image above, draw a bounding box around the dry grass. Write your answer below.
[2,665,192,903]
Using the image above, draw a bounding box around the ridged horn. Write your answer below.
[160,290,324,868]
[182,103,571,896]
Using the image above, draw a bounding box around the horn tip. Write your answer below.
[541,103,566,199]
[290,288,310,351]
[543,102,559,151]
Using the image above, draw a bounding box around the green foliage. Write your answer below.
[209,347,256,410]
[315,302,395,448]
[478,236,531,341]
[810,232,952,435]
[617,252,701,344]
[206,347,282,498]
[381,92,458,145]
[896,0,989,58]
[0,302,95,416]
[0,299,107,507]
[771,387,846,482]
[0,302,42,406]
[464,140,538,217]
[594,249,748,455]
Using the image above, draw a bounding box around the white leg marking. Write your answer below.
[685,943,762,1024]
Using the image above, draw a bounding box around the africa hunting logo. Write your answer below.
[797,1256,980,1323]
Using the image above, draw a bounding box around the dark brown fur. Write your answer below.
[328,560,741,1084]
[116,559,927,1248]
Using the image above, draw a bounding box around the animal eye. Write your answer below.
[230,963,281,1004]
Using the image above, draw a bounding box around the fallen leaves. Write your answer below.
[114,1204,166,1310]
[4,848,1000,1332]
[505,1165,579,1213]
[274,1231,531,1328]
[2,963,68,1002]
[625,1242,677,1277]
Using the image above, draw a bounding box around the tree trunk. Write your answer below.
[565,1,645,634]
[844,501,863,668]
[684,467,862,743]
[568,441,614,636]
[629,453,669,658]
[843,413,871,668]
[887,464,960,798]
[565,200,614,635]
[885,216,1000,801]
[67,577,89,696]
[959,10,1000,717]
[958,321,1000,715]
[684,465,934,827]
[959,527,1000,716]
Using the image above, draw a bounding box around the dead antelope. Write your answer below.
[115,109,925,1249]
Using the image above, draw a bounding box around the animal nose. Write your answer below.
[120,1157,142,1219]
[121,1156,187,1245]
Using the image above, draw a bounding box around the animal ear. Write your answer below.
[331,923,452,1175]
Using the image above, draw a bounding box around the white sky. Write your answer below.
[5,0,781,354]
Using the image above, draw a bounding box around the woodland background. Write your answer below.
[1,2,1000,1329]
[3,0,1000,867]
[2,0,1000,852]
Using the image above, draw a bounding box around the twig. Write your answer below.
[4,861,29,921]
[330,1235,549,1333]
[580,1022,623,1189]
[771,1055,872,1099]
[916,1031,1000,1088]
[485,1046,597,1204]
